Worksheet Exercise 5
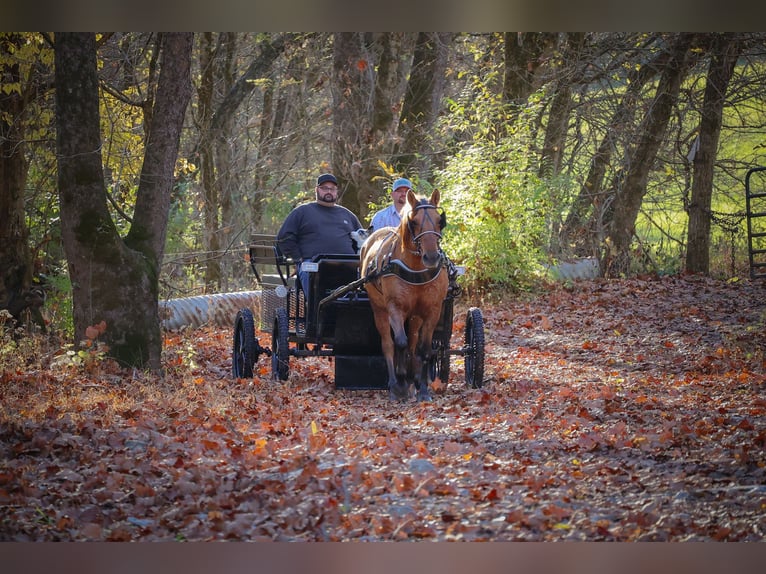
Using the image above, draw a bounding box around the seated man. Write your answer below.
[369,177,412,231]
[277,173,362,298]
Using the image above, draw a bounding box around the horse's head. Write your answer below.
[402,189,444,269]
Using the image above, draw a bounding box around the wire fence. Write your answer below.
[159,246,257,301]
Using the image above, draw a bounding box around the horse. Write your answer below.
[360,188,448,402]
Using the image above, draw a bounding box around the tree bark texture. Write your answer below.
[685,34,742,274]
[394,32,453,179]
[0,34,34,325]
[332,33,412,221]
[538,33,587,180]
[198,32,224,292]
[502,33,557,108]
[55,32,192,369]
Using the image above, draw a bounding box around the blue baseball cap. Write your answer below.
[392,178,412,192]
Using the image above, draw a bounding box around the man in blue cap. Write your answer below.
[370,177,412,231]
[277,173,362,298]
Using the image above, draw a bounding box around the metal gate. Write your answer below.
[746,166,766,279]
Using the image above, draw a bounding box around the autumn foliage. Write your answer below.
[1,275,765,541]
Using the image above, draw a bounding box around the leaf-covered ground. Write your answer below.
[2,274,765,541]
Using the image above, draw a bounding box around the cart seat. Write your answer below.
[304,254,363,338]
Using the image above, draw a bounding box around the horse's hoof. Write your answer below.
[389,382,410,402]
[417,391,433,403]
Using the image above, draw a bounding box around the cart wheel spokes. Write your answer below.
[272,307,290,381]
[232,308,256,378]
[464,307,485,388]
[430,338,450,386]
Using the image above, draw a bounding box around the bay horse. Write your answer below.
[360,189,448,402]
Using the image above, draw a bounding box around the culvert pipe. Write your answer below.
[159,291,261,330]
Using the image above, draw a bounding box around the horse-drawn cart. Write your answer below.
[231,233,485,393]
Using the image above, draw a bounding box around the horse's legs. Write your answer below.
[372,307,408,401]
[414,315,442,402]
[406,317,428,400]
[388,309,411,401]
[414,337,433,402]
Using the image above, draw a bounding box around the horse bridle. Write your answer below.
[406,203,444,255]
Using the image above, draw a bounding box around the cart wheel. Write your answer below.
[232,308,256,378]
[430,337,451,386]
[464,307,485,388]
[272,307,290,381]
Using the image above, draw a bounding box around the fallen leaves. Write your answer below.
[1,274,766,541]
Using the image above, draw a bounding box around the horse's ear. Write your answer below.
[406,188,418,209]
[430,188,440,206]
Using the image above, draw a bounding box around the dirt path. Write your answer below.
[2,275,765,540]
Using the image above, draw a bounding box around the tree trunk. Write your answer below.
[537,33,588,256]
[215,33,237,292]
[198,33,221,292]
[332,33,412,221]
[197,33,237,293]
[560,42,669,255]
[603,34,694,277]
[538,33,586,179]
[394,32,453,179]
[55,32,192,369]
[685,34,741,274]
[502,33,556,107]
[198,34,289,237]
[0,34,34,326]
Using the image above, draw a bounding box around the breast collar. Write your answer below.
[366,230,445,285]
[380,258,444,285]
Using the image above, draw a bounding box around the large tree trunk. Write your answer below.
[394,32,453,179]
[502,33,557,107]
[55,32,192,369]
[603,34,694,277]
[332,33,412,221]
[685,34,741,274]
[0,34,34,327]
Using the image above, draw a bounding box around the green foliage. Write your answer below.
[99,82,147,236]
[437,141,548,291]
[436,75,555,291]
[49,341,109,371]
[0,309,50,373]
[44,270,74,339]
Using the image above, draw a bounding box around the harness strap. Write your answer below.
[365,224,446,292]
[378,258,444,285]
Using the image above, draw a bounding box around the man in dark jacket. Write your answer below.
[277,173,362,297]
